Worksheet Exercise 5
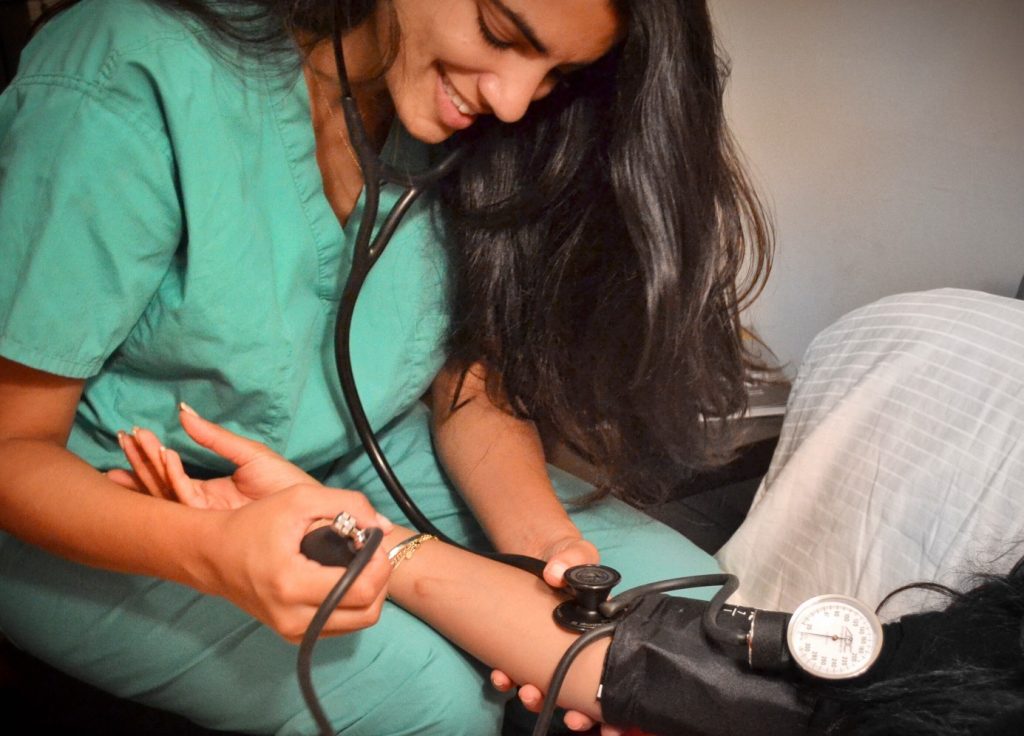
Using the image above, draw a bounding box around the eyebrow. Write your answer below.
[490,0,550,55]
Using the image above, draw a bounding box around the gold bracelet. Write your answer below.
[387,533,437,571]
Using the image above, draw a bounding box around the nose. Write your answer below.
[477,63,556,123]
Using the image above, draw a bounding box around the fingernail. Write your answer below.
[565,714,586,731]
[116,430,126,449]
[547,562,568,581]
[159,446,166,458]
[375,513,393,532]
[131,426,141,437]
[179,402,199,417]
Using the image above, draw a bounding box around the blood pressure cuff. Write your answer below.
[600,593,814,736]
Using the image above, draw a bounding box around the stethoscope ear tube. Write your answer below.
[327,9,537,578]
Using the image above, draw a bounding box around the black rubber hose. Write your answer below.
[297,527,383,736]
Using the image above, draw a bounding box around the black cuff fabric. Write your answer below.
[600,594,814,736]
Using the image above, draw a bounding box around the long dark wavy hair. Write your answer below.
[436,1,773,503]
[813,553,1024,735]
[38,0,774,504]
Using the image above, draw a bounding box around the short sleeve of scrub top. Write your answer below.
[0,0,451,476]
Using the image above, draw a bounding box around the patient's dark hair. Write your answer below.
[815,555,1024,736]
[39,0,773,503]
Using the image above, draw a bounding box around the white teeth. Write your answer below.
[441,72,473,116]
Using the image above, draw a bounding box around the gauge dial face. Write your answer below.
[786,594,883,680]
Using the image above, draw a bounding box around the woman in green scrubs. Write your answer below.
[0,0,771,733]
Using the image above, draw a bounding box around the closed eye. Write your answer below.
[478,12,515,51]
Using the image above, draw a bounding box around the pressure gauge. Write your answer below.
[786,594,883,680]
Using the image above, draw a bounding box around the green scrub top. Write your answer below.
[0,7,725,732]
[0,0,450,475]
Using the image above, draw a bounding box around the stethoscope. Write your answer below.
[323,3,545,578]
[295,9,552,734]
[295,9,885,735]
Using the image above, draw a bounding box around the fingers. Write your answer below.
[284,484,393,587]
[490,670,514,693]
[275,575,390,644]
[516,686,601,733]
[273,585,389,645]
[120,425,218,508]
[132,426,171,484]
[119,428,172,499]
[313,580,390,640]
[563,710,598,732]
[543,560,569,589]
[178,402,279,468]
[517,684,544,713]
[162,445,208,507]
[105,468,144,492]
[279,536,391,640]
[201,482,394,642]
[543,537,600,589]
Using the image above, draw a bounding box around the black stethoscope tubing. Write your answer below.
[307,11,746,734]
[327,7,545,576]
[297,16,547,732]
[327,8,463,543]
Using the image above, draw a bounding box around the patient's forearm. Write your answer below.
[383,528,607,720]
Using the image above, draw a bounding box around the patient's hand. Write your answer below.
[490,671,625,735]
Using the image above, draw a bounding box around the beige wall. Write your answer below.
[712,0,1024,372]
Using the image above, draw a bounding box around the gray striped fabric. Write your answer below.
[717,289,1024,618]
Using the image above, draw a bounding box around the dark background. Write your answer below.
[0,0,36,92]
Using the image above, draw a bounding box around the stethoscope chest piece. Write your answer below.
[554,565,622,633]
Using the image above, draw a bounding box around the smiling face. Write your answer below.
[377,0,622,143]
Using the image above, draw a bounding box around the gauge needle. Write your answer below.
[802,631,853,642]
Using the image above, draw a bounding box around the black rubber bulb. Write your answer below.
[300,526,358,567]
[553,564,622,632]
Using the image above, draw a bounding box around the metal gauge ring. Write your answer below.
[786,594,883,679]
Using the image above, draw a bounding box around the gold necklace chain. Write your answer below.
[311,71,363,176]
[305,66,367,225]
[324,97,364,175]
